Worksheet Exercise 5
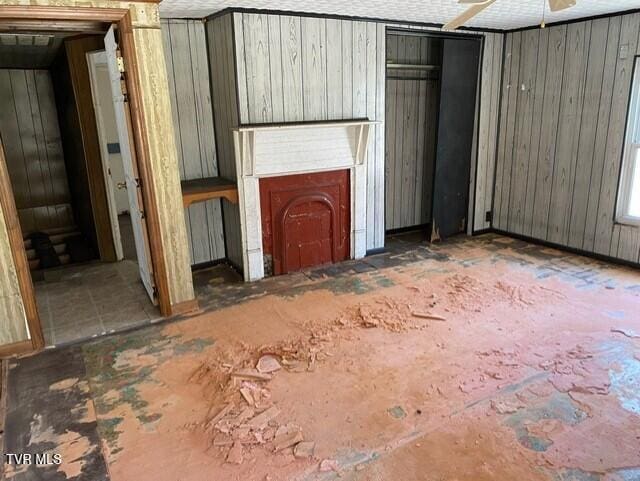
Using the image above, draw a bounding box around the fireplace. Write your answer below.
[233,120,378,281]
[260,171,350,275]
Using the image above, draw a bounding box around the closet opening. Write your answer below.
[384,29,482,247]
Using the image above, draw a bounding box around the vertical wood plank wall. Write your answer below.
[0,198,28,345]
[231,13,387,251]
[230,14,502,248]
[385,34,441,231]
[206,14,244,269]
[0,70,74,235]
[494,13,640,264]
[161,19,225,265]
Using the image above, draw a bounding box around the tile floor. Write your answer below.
[35,260,160,346]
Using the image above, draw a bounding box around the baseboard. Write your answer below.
[191,258,228,271]
[366,247,386,256]
[385,224,430,235]
[491,228,640,270]
[472,228,492,236]
[170,299,200,317]
[0,340,34,359]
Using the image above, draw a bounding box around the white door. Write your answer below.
[104,25,157,304]
[87,50,124,261]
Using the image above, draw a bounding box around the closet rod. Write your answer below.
[386,63,440,71]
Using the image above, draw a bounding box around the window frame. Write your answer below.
[616,56,640,227]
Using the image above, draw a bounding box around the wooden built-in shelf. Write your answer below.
[181,177,238,207]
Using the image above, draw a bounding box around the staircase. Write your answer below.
[24,226,79,271]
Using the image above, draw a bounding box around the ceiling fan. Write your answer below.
[442,0,577,31]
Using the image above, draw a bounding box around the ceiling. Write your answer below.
[158,0,640,30]
[0,33,68,69]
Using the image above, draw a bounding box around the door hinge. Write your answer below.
[116,55,126,73]
[140,209,146,219]
[134,177,141,188]
[152,286,158,299]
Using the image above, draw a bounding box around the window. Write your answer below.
[617,57,640,225]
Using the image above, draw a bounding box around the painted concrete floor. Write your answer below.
[3,234,640,481]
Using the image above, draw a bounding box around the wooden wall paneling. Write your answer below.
[384,37,398,231]
[341,20,354,119]
[161,19,225,265]
[391,35,406,230]
[301,17,327,120]
[399,37,419,229]
[547,21,590,245]
[373,23,386,248]
[162,20,193,262]
[414,44,428,226]
[492,34,513,231]
[0,132,42,349]
[352,21,367,119]
[0,160,29,346]
[243,14,272,124]
[567,18,609,249]
[12,71,47,229]
[521,28,548,237]
[326,19,343,120]
[507,28,539,235]
[498,31,521,231]
[267,15,284,124]
[0,69,74,236]
[189,21,225,261]
[280,16,304,122]
[593,13,640,256]
[495,12,640,265]
[530,25,567,239]
[207,14,243,269]
[233,15,249,126]
[33,71,73,228]
[484,34,503,230]
[474,33,493,231]
[582,17,620,252]
[365,22,377,247]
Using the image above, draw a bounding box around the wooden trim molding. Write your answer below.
[169,299,200,317]
[0,6,129,22]
[0,140,44,352]
[0,340,33,359]
[118,14,173,316]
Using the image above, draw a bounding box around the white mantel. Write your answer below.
[233,120,380,281]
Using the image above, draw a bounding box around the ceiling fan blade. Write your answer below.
[443,0,497,31]
[548,0,576,12]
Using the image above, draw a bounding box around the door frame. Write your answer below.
[0,4,172,356]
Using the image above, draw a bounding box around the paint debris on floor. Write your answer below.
[3,234,640,481]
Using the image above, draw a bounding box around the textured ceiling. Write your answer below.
[158,0,640,29]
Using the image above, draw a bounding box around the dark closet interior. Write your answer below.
[384,30,481,241]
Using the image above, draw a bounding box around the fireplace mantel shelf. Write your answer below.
[234,119,381,133]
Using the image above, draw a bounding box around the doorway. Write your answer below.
[0,20,160,347]
[384,29,481,243]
